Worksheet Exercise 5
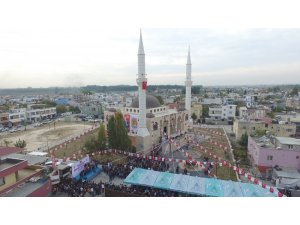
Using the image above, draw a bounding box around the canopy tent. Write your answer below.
[186,176,206,196]
[124,168,278,197]
[140,170,160,187]
[221,180,243,197]
[153,172,174,190]
[170,174,190,193]
[205,178,224,197]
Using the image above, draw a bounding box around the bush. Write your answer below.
[15,139,26,148]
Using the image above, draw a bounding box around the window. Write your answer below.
[267,155,273,160]
[230,106,232,109]
[296,156,299,159]
[265,124,268,128]
[288,145,294,149]
[0,177,5,186]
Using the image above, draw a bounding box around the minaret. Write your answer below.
[137,30,150,137]
[185,46,192,114]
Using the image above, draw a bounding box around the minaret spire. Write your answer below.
[187,45,191,65]
[138,29,145,55]
[136,29,150,138]
[185,46,193,113]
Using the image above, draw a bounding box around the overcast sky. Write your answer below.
[0,1,300,88]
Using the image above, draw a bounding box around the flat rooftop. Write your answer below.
[0,161,16,171]
[253,136,275,149]
[3,153,49,166]
[276,137,300,146]
[0,158,26,171]
[3,179,48,197]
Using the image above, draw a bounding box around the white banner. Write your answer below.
[71,156,90,178]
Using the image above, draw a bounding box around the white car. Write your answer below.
[10,128,18,133]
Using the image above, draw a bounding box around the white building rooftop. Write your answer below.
[275,137,300,146]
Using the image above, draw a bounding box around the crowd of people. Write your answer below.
[51,178,189,197]
[101,156,171,181]
[52,178,105,197]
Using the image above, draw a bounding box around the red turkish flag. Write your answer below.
[142,81,147,90]
[254,179,258,184]
[248,174,252,180]
[278,192,283,197]
[262,184,266,188]
[270,187,274,193]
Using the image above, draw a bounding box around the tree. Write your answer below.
[56,105,67,114]
[155,96,164,105]
[107,116,116,149]
[69,106,81,114]
[239,133,248,147]
[267,111,275,119]
[114,112,131,151]
[3,139,12,147]
[202,105,209,118]
[191,113,197,121]
[84,136,98,153]
[14,139,26,148]
[290,86,299,96]
[255,129,266,137]
[42,100,57,107]
[173,96,182,103]
[98,124,107,150]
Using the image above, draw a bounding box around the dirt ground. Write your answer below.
[0,122,93,152]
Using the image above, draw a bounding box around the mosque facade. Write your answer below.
[104,31,193,152]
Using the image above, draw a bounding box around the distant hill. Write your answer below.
[81,85,186,93]
[0,87,81,96]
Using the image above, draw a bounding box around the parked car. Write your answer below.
[33,123,42,127]
[10,128,18,133]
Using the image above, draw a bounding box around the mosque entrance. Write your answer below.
[163,126,167,134]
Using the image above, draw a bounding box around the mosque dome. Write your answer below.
[131,95,161,109]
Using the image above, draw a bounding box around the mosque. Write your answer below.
[104,31,193,152]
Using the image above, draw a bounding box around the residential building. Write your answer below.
[233,119,297,140]
[0,146,51,196]
[248,136,300,176]
[8,108,26,126]
[199,97,222,105]
[80,103,103,118]
[209,104,236,120]
[0,112,9,128]
[125,97,133,107]
[239,106,247,119]
[245,95,258,107]
[26,104,56,123]
[285,97,300,109]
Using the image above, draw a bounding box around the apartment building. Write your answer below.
[233,119,296,140]
[209,105,236,120]
[248,136,300,175]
